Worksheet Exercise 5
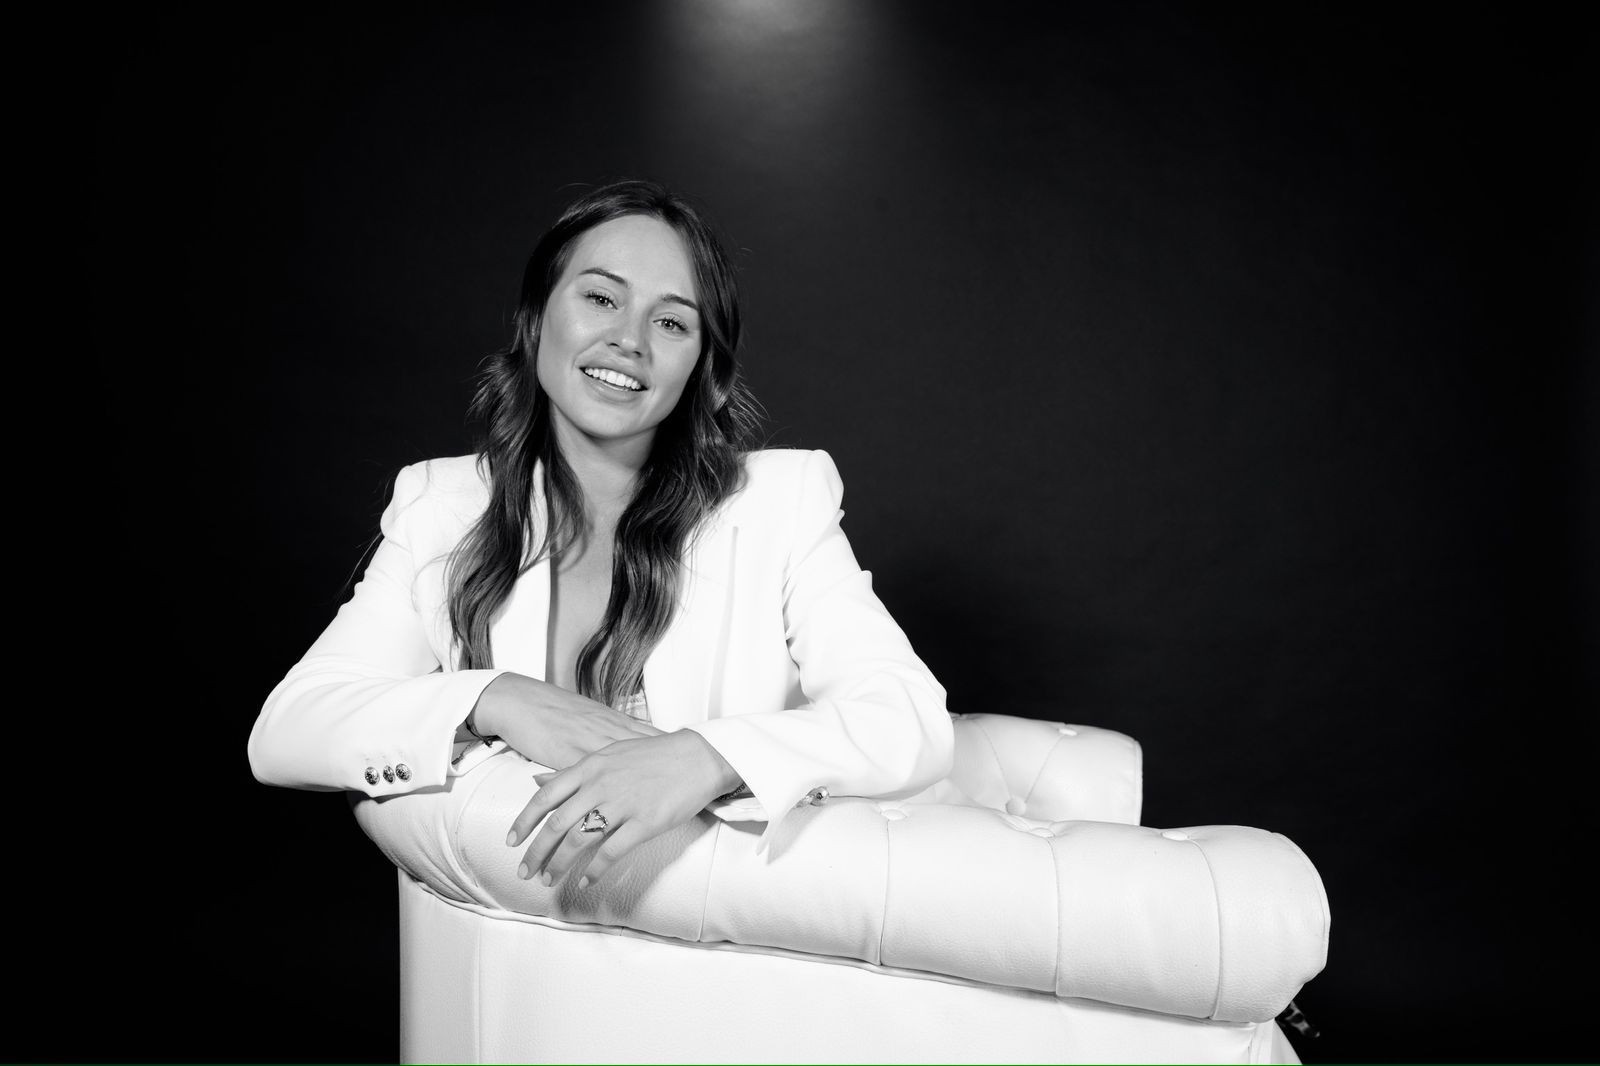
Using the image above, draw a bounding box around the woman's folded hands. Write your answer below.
[471,671,741,890]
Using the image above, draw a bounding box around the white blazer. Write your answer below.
[249,448,954,853]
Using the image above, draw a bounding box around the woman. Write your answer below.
[249,179,953,889]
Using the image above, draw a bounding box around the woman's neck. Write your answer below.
[551,420,652,526]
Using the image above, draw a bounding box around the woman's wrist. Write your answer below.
[717,779,753,801]
[680,730,744,800]
[470,673,521,740]
[464,707,497,743]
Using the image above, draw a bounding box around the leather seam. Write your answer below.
[1187,837,1226,1021]
[876,813,892,968]
[450,754,505,899]
[697,819,721,944]
[1047,832,1062,997]
[473,905,485,1063]
[1021,731,1068,810]
[409,878,1082,1001]
[972,720,1008,798]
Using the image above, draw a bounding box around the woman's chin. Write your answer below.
[553,409,659,452]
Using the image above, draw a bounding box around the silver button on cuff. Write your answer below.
[794,786,829,808]
[382,765,396,783]
[395,763,412,782]
[363,767,380,785]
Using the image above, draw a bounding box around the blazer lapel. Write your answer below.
[488,467,552,682]
[482,467,738,724]
[643,515,738,732]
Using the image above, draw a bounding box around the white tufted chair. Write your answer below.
[354,713,1329,1064]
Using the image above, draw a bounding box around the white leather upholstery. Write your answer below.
[355,714,1327,1061]
[398,876,1301,1064]
[908,713,1144,823]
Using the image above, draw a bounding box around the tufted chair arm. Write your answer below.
[904,713,1143,824]
[355,713,1327,1024]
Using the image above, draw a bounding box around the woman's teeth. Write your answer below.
[583,367,644,391]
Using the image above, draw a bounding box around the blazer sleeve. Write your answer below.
[248,461,505,795]
[686,450,954,854]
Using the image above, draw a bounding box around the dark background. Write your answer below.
[46,2,1595,1062]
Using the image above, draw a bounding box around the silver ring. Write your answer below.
[579,807,608,833]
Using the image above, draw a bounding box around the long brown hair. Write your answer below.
[446,180,762,705]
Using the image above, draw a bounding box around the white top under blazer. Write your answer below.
[248,448,955,854]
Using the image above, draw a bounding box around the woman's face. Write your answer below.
[536,214,703,456]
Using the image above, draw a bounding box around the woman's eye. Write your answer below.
[584,290,617,309]
[658,315,688,334]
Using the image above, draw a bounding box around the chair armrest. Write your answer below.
[905,713,1143,824]
[354,746,1326,1023]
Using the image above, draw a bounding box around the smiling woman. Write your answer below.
[537,217,704,453]
[247,179,954,890]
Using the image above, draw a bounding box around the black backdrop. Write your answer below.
[53,3,1595,1063]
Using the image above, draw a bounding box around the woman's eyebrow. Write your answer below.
[579,267,630,287]
[579,267,700,313]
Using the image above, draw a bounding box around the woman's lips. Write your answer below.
[581,366,645,392]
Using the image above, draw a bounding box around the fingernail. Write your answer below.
[578,876,590,890]
[506,831,518,846]
[540,871,552,887]
[517,863,529,880]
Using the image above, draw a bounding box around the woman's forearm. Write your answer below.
[471,671,663,769]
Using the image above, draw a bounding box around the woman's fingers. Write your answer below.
[517,806,577,883]
[507,733,715,888]
[508,770,578,848]
[537,805,617,885]
[518,786,609,882]
[569,819,649,888]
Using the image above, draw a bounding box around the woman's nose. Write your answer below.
[608,312,648,355]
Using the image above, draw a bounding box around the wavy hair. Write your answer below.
[445,180,762,707]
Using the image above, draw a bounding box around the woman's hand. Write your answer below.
[507,730,741,889]
[471,672,663,770]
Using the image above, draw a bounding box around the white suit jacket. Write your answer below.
[248,448,954,853]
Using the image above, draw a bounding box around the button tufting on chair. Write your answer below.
[355,713,1328,1064]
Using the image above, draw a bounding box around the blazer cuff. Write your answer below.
[253,667,505,795]
[351,667,508,795]
[685,718,825,857]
